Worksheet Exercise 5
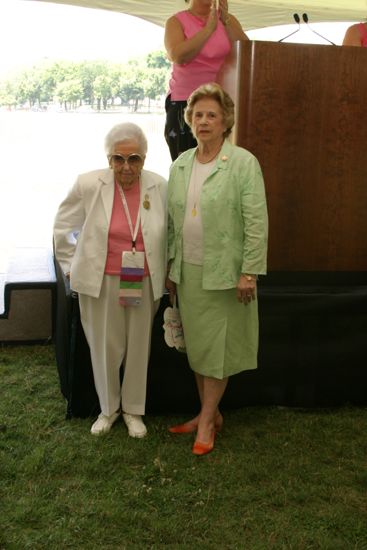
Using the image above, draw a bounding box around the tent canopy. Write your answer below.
[33,0,365,30]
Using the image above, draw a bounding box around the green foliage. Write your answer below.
[146,51,171,70]
[0,79,17,107]
[117,65,145,111]
[1,345,367,549]
[145,68,169,102]
[55,78,83,110]
[0,51,171,111]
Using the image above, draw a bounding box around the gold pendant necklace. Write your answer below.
[190,155,216,217]
[191,159,199,217]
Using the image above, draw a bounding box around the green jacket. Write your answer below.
[168,140,268,290]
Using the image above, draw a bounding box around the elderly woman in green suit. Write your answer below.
[166,82,268,455]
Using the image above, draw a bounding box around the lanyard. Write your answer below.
[117,181,141,253]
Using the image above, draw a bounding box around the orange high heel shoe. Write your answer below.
[168,421,197,434]
[169,414,223,435]
[192,432,216,456]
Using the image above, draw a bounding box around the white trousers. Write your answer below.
[79,275,159,417]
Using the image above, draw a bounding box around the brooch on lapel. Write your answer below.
[143,194,150,210]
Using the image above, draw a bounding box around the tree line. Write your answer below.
[0,51,171,111]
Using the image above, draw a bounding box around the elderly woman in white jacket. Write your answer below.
[54,122,167,438]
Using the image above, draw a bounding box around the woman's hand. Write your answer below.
[218,1,249,41]
[205,0,218,34]
[165,276,177,305]
[236,274,257,305]
[165,2,218,65]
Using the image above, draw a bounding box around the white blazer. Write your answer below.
[53,168,167,301]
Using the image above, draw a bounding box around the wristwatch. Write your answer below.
[243,274,256,281]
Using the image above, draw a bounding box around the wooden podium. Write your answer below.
[219,41,367,274]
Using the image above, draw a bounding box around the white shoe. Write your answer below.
[122,413,147,438]
[90,412,119,436]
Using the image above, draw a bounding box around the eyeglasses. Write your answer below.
[109,153,144,167]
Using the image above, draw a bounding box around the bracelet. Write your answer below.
[243,274,256,281]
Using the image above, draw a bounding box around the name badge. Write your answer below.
[119,251,145,307]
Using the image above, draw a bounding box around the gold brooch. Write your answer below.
[221,155,228,162]
[143,194,150,210]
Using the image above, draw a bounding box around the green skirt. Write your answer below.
[177,263,259,379]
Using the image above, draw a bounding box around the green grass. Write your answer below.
[1,345,367,549]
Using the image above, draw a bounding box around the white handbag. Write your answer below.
[162,296,186,353]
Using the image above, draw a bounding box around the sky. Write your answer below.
[0,0,353,79]
[0,0,165,77]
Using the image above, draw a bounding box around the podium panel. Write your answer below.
[220,41,367,272]
[54,289,367,417]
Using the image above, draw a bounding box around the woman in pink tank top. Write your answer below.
[342,22,367,47]
[164,0,248,160]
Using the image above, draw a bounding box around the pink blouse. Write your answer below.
[168,11,231,101]
[104,181,149,276]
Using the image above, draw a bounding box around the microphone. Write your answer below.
[302,13,336,45]
[278,13,301,42]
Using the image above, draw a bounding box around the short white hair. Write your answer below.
[104,122,148,156]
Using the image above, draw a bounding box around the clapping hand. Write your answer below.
[205,0,218,33]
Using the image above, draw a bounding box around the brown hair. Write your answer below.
[184,82,234,138]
